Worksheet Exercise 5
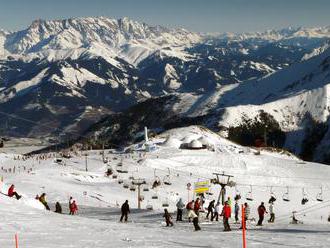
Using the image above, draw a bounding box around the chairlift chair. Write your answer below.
[143,185,150,192]
[130,185,137,191]
[151,193,158,199]
[163,175,172,186]
[316,187,323,202]
[123,182,129,189]
[282,186,290,202]
[234,186,241,201]
[269,187,277,203]
[146,202,153,210]
[162,198,169,207]
[301,188,309,205]
[246,185,253,201]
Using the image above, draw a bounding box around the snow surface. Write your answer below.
[1,126,330,247]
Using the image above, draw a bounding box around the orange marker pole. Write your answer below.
[242,205,247,248]
[15,233,19,248]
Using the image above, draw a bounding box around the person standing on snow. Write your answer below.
[70,200,78,215]
[240,202,250,229]
[211,202,220,221]
[257,202,268,226]
[268,202,275,223]
[163,209,174,227]
[194,198,201,216]
[176,198,185,221]
[55,202,62,214]
[187,207,201,231]
[186,200,194,222]
[39,193,50,210]
[222,201,231,231]
[234,201,240,223]
[120,200,130,222]
[206,200,215,219]
[7,184,21,200]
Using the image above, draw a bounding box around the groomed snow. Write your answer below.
[1,126,330,247]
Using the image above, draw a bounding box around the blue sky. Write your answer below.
[0,0,329,33]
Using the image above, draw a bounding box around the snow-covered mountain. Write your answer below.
[0,17,330,162]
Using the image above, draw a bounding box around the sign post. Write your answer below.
[242,204,247,248]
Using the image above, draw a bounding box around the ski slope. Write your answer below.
[1,126,330,247]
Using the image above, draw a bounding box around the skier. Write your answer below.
[186,200,194,222]
[176,198,185,221]
[7,184,21,200]
[70,200,78,215]
[55,202,62,214]
[39,193,50,210]
[211,202,220,221]
[120,200,130,222]
[206,200,215,219]
[163,209,174,227]
[240,202,250,229]
[222,201,232,231]
[69,196,73,212]
[187,207,201,231]
[257,202,268,226]
[227,196,232,208]
[194,198,201,216]
[234,200,240,223]
[268,202,275,223]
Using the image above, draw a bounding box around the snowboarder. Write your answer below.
[268,202,275,223]
[187,208,201,231]
[234,201,240,223]
[222,201,231,231]
[257,202,268,226]
[120,200,130,222]
[206,200,215,219]
[240,202,250,229]
[7,184,21,200]
[176,198,185,221]
[163,209,174,227]
[70,200,78,215]
[39,193,50,210]
[194,198,201,216]
[55,202,62,214]
[211,202,220,221]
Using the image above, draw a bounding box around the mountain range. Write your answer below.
[0,17,330,162]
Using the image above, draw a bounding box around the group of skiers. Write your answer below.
[169,195,277,231]
[6,184,78,215]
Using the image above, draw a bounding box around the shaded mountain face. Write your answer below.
[0,17,329,141]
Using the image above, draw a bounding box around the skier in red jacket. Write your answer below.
[70,200,78,215]
[7,184,21,200]
[222,201,231,231]
[194,198,201,216]
[257,202,268,226]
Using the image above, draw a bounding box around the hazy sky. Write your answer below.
[0,0,329,33]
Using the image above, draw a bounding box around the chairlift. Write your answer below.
[146,201,153,210]
[316,187,323,202]
[282,186,290,202]
[123,182,129,189]
[162,198,169,207]
[163,175,172,186]
[130,184,137,191]
[301,188,309,205]
[234,186,241,201]
[143,185,150,192]
[151,193,158,199]
[246,185,253,201]
[269,186,277,203]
